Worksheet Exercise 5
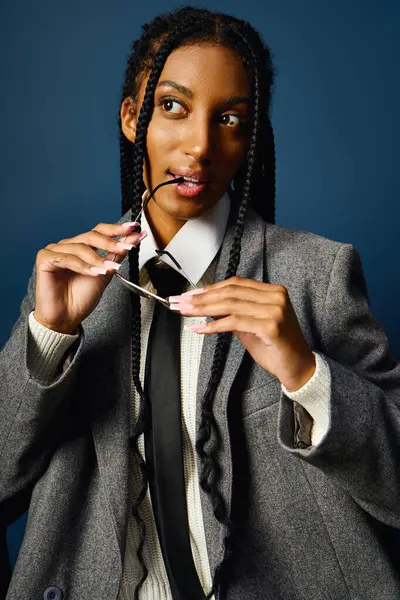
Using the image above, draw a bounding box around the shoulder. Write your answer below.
[245,209,358,286]
[265,221,345,260]
[246,208,348,256]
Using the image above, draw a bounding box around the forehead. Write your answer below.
[157,43,251,97]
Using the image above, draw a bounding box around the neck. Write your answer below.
[145,201,186,249]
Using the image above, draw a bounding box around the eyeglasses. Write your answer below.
[113,177,198,310]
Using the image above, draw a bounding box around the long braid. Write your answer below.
[121,18,217,598]
[124,39,178,597]
[117,7,275,598]
[196,26,264,599]
[252,116,276,223]
[120,133,135,217]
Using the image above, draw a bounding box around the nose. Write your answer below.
[183,114,213,164]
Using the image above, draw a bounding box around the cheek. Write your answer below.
[222,139,247,174]
[146,121,179,164]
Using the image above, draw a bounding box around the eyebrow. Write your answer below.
[156,80,250,106]
[157,80,193,98]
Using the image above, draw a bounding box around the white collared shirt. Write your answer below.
[138,191,231,283]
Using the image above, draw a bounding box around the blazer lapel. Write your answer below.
[196,208,266,575]
[86,255,133,559]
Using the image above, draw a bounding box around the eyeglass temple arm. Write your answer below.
[110,177,185,262]
[155,249,198,290]
[132,177,185,225]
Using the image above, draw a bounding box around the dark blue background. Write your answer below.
[1,0,399,567]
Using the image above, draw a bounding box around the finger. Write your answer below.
[204,276,286,293]
[171,298,284,321]
[184,314,279,341]
[59,229,148,256]
[176,277,287,303]
[92,221,141,236]
[59,221,140,244]
[171,284,287,308]
[38,246,118,276]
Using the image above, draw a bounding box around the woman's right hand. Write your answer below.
[33,222,147,334]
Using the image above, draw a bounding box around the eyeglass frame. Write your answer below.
[112,177,200,310]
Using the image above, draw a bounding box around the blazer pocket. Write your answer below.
[241,377,281,419]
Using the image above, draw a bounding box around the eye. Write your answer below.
[157,97,185,115]
[220,114,246,128]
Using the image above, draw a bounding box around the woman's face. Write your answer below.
[121,43,252,224]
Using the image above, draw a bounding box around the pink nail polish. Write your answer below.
[180,288,205,297]
[138,230,148,241]
[89,266,107,275]
[169,303,194,312]
[103,261,121,271]
[184,323,207,332]
[169,295,188,303]
[121,221,140,228]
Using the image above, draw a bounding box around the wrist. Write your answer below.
[33,311,79,335]
[279,352,316,392]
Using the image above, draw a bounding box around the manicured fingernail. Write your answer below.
[180,288,204,297]
[137,230,148,241]
[169,295,188,303]
[103,261,121,271]
[121,221,140,228]
[169,303,194,312]
[170,288,204,303]
[184,323,207,332]
[116,242,134,250]
[89,266,107,275]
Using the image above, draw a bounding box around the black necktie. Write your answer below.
[144,259,206,600]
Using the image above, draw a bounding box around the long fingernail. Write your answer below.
[131,230,149,248]
[89,266,107,275]
[169,303,194,311]
[179,288,204,297]
[116,242,134,250]
[169,295,189,303]
[169,288,204,303]
[121,221,140,228]
[137,230,148,241]
[103,261,121,271]
[184,323,207,332]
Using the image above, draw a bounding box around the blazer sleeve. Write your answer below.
[278,243,400,529]
[0,269,84,507]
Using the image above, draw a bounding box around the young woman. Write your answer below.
[1,6,400,600]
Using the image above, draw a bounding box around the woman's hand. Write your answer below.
[170,276,315,391]
[34,222,147,334]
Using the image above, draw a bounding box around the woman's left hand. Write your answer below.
[170,276,316,392]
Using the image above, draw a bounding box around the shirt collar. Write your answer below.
[138,191,231,285]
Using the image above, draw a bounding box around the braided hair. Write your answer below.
[118,7,275,598]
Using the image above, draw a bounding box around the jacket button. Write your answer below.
[43,587,63,600]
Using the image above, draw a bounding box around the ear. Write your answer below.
[120,97,137,143]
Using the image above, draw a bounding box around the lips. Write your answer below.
[168,169,211,184]
[167,170,210,198]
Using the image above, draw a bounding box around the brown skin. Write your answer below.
[33,224,145,334]
[34,42,315,389]
[169,279,316,391]
[120,44,251,248]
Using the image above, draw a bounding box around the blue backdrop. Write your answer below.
[1,0,399,568]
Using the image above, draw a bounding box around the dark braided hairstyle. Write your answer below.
[118,7,275,598]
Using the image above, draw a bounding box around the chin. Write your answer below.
[160,196,210,220]
[166,204,206,221]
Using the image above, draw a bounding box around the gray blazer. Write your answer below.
[1,209,400,600]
